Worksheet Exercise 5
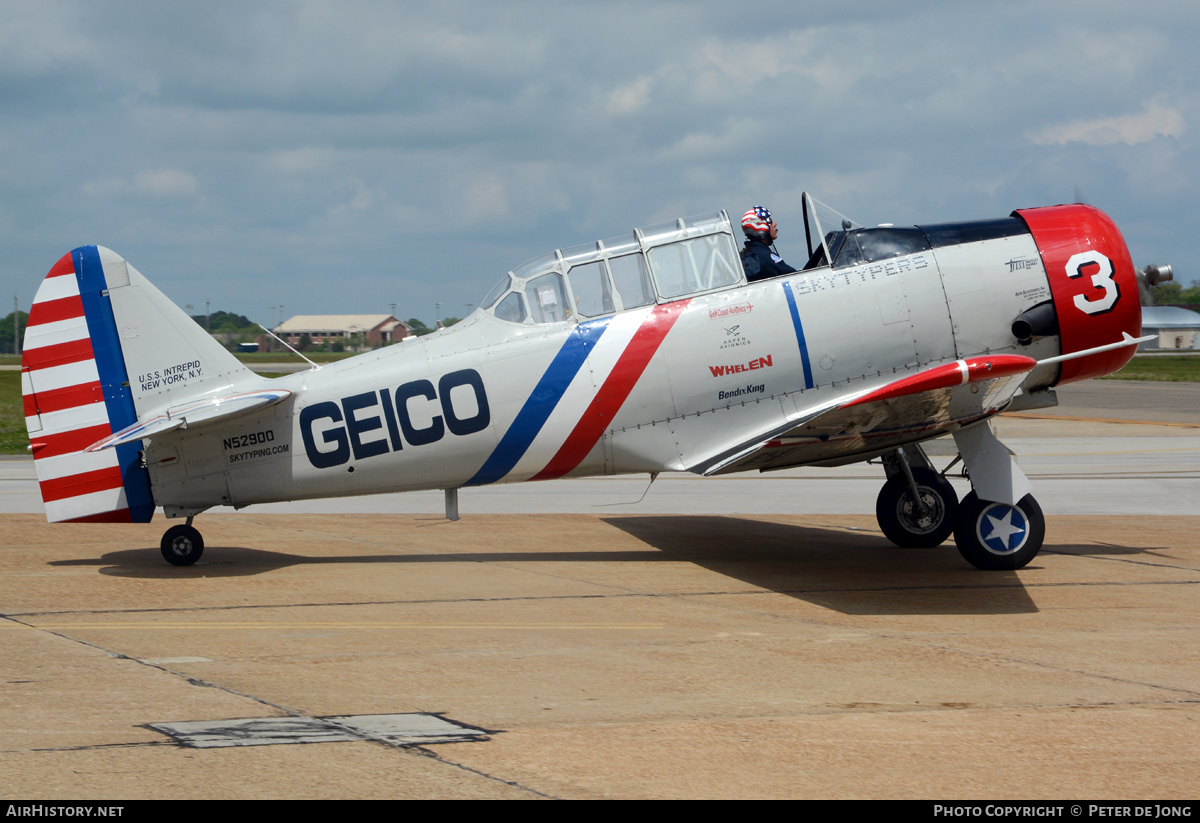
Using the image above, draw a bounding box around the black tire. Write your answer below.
[161,524,204,566]
[875,467,959,548]
[953,491,1044,570]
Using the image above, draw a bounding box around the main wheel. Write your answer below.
[953,492,1044,570]
[875,467,959,548]
[161,524,204,566]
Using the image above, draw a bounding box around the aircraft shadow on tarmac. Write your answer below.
[1043,542,1179,561]
[39,514,1137,616]
[603,515,1043,616]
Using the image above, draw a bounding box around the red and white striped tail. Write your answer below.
[23,249,154,523]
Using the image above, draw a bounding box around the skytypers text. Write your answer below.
[300,369,490,469]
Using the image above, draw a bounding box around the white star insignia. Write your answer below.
[984,508,1025,551]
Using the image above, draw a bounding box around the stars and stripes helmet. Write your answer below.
[741,206,774,241]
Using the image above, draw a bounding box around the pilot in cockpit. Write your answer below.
[739,206,797,282]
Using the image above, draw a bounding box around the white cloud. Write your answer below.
[133,169,199,197]
[460,173,511,223]
[80,169,198,199]
[607,76,653,115]
[1029,102,1186,146]
[265,147,340,176]
[328,180,375,216]
[0,2,89,73]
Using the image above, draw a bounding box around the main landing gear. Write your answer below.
[876,449,958,548]
[160,517,204,566]
[875,439,1045,570]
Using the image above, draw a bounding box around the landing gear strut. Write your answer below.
[160,517,204,566]
[949,423,1045,570]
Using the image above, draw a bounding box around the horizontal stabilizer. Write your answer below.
[85,389,292,452]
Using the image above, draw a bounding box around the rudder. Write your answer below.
[22,246,259,523]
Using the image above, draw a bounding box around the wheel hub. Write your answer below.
[898,489,944,534]
[975,503,1029,555]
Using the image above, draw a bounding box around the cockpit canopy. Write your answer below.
[481,195,934,325]
[483,211,743,325]
[798,192,934,271]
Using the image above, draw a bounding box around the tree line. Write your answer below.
[1148,281,1200,306]
[0,309,463,355]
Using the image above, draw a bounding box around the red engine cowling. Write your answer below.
[1013,204,1141,385]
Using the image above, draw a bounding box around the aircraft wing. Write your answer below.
[689,355,1038,476]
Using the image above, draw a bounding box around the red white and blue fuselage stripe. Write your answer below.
[23,247,155,522]
[466,300,689,486]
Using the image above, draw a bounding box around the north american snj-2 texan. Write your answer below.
[21,192,1172,569]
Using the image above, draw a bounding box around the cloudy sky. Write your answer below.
[1,1,1195,327]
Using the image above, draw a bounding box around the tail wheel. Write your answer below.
[161,524,204,567]
[953,492,1045,570]
[875,467,959,548]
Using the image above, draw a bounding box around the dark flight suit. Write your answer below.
[740,238,797,282]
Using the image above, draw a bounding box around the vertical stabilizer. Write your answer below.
[99,246,259,413]
[22,246,260,523]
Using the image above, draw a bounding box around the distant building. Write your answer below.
[1140,306,1200,350]
[275,315,414,350]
